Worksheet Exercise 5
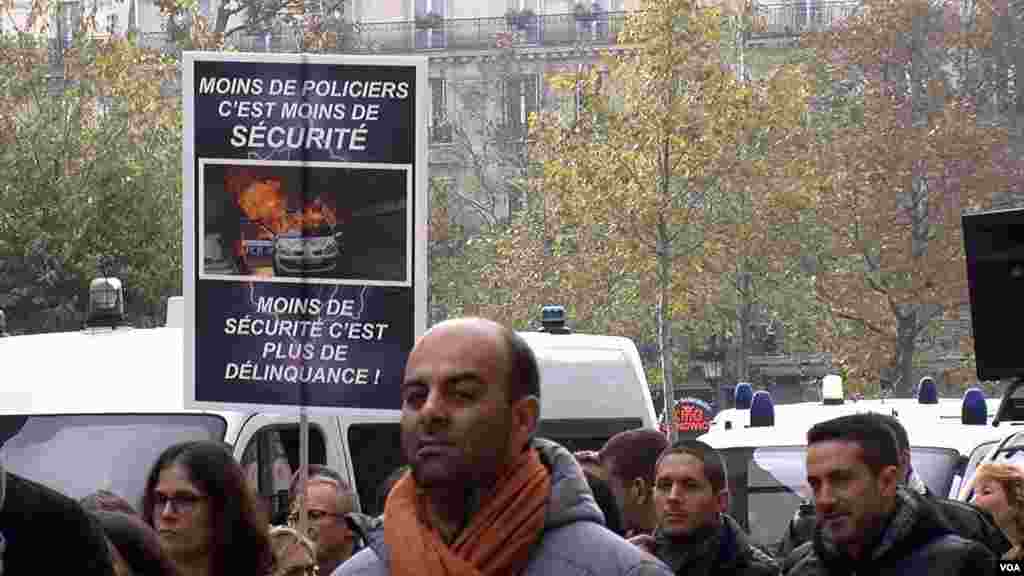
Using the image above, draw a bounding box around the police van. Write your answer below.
[698,378,1005,551]
[0,289,656,520]
[709,375,1000,434]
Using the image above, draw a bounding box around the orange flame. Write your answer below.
[227,168,337,236]
[300,197,337,232]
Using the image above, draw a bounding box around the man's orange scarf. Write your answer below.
[383,448,551,576]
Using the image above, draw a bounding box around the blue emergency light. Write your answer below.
[735,382,753,410]
[917,377,938,404]
[749,391,775,427]
[961,387,987,425]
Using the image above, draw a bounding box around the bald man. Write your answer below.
[337,318,671,576]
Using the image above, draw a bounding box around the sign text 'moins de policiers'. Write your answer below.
[198,76,411,153]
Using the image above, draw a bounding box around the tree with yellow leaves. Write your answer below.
[494,0,812,420]
[805,0,1024,395]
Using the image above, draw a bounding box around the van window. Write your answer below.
[0,414,226,510]
[536,418,644,453]
[959,440,998,499]
[721,445,962,548]
[344,418,643,517]
[347,423,403,517]
[961,434,1024,499]
[243,425,326,525]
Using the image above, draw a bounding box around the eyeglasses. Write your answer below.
[153,492,205,514]
[287,509,344,525]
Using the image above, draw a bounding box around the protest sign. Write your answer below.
[182,52,427,412]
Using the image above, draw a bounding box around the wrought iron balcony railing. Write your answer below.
[751,1,860,38]
[217,11,630,54]
[347,11,628,53]
[36,1,861,58]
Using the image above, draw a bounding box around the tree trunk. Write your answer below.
[215,7,231,35]
[895,5,928,399]
[657,229,674,442]
[658,128,674,441]
[1012,9,1023,135]
[895,311,918,397]
[995,0,1011,116]
[736,271,752,381]
[659,272,675,438]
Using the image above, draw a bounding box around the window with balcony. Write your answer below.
[504,74,539,138]
[508,182,524,218]
[575,0,611,41]
[429,77,452,144]
[506,0,539,42]
[54,1,82,48]
[508,0,537,9]
[415,0,446,49]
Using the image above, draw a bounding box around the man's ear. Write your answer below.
[878,464,901,498]
[512,395,541,444]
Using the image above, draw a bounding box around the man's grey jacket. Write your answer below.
[333,438,673,576]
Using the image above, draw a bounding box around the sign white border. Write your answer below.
[197,158,413,287]
[182,51,429,413]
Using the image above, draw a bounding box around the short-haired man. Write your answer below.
[635,440,778,576]
[288,465,357,576]
[599,428,670,537]
[783,414,997,576]
[334,317,672,576]
[776,413,1010,559]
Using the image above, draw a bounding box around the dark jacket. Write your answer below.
[653,514,779,576]
[775,501,816,559]
[775,494,1011,559]
[782,488,997,576]
[0,471,116,575]
[334,438,673,576]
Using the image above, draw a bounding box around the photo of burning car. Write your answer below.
[200,161,410,284]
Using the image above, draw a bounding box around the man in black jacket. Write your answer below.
[775,412,1010,559]
[783,414,995,576]
[633,440,779,576]
[0,417,115,574]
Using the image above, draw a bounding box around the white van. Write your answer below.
[0,300,655,520]
[697,379,1004,550]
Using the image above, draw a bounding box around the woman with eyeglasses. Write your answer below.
[141,441,274,576]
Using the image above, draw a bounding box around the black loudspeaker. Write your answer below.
[962,208,1024,380]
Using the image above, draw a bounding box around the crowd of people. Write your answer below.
[2,316,1024,575]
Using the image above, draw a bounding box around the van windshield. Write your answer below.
[0,414,227,510]
[721,445,962,549]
